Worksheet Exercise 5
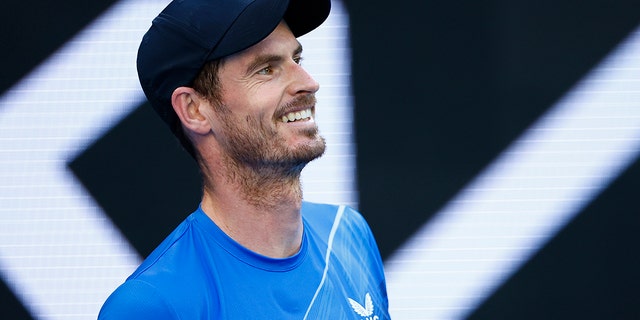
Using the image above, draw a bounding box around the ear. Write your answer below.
[171,87,211,135]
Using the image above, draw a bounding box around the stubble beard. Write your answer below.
[217,100,326,208]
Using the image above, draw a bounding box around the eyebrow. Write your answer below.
[244,43,304,76]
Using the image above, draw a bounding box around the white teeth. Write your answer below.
[282,108,312,123]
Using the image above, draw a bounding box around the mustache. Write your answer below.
[277,94,317,116]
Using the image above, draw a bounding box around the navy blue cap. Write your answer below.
[137,0,331,134]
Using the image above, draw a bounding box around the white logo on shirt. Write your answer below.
[348,292,379,319]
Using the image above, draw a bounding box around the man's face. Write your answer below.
[209,22,326,171]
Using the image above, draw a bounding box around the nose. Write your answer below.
[288,63,320,95]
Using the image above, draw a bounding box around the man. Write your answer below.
[98,0,390,318]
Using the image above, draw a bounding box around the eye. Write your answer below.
[294,56,303,65]
[257,66,273,75]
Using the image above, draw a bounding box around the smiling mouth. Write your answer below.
[281,108,313,123]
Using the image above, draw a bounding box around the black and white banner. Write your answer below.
[1,0,639,319]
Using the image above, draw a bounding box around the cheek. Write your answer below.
[221,82,285,121]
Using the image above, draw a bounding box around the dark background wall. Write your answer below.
[346,0,640,319]
[2,0,640,319]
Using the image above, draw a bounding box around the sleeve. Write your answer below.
[98,279,179,320]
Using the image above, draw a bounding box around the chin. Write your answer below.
[291,137,326,164]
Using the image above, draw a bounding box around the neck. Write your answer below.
[199,156,306,258]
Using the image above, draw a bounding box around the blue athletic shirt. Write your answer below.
[99,202,390,319]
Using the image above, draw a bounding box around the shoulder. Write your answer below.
[301,201,373,237]
[303,200,367,221]
[301,201,363,221]
[98,279,178,320]
[100,210,220,319]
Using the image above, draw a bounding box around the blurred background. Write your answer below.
[1,0,639,319]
